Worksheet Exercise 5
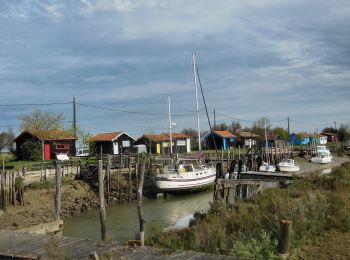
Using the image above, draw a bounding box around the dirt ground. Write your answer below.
[295,155,350,174]
[298,231,350,260]
[0,179,98,230]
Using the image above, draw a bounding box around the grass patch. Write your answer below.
[147,162,350,258]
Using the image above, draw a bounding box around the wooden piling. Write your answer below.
[106,155,111,205]
[136,162,145,246]
[277,220,292,256]
[55,162,62,221]
[98,160,106,241]
[128,158,132,202]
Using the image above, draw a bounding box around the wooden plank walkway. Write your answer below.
[0,230,242,260]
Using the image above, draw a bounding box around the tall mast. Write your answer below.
[192,53,201,152]
[264,117,269,164]
[168,95,173,155]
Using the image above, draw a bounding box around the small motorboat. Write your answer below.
[259,162,276,173]
[56,153,69,161]
[311,146,332,164]
[278,159,299,172]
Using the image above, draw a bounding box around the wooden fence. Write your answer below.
[0,171,19,211]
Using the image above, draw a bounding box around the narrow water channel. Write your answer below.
[63,190,213,243]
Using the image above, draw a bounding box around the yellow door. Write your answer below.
[156,143,161,154]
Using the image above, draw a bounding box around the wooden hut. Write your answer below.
[236,131,260,148]
[203,130,236,150]
[14,130,76,161]
[135,132,191,155]
[90,131,136,155]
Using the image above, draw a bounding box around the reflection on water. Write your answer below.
[63,190,213,243]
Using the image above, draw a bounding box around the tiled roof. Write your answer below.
[91,132,122,141]
[237,131,260,138]
[321,132,337,136]
[213,130,236,138]
[143,134,168,142]
[308,133,326,138]
[142,132,190,142]
[161,132,191,139]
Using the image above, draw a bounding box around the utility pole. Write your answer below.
[214,109,216,130]
[73,97,77,140]
[287,117,290,136]
[334,121,337,131]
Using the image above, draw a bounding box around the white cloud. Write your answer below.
[45,4,63,18]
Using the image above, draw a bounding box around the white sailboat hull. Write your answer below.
[259,165,276,173]
[155,168,216,191]
[278,165,300,172]
[311,156,332,164]
[278,159,300,172]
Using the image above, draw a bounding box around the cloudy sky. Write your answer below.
[0,0,349,137]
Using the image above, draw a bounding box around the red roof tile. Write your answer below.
[213,130,236,138]
[91,132,122,141]
[237,131,260,138]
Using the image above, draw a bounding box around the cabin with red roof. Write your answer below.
[90,131,136,155]
[14,130,76,161]
[203,130,236,150]
[135,132,191,154]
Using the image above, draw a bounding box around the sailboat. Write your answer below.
[311,145,332,164]
[155,54,216,191]
[259,118,276,173]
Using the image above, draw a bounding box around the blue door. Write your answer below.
[223,138,227,150]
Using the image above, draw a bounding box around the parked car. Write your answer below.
[76,148,89,157]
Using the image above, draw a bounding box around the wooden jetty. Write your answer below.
[0,230,241,260]
[214,172,294,204]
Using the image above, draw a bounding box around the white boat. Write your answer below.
[56,153,69,161]
[259,162,276,173]
[155,161,216,191]
[311,145,332,164]
[259,117,276,173]
[278,159,299,172]
[155,53,216,191]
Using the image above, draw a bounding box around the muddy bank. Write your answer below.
[294,155,350,174]
[0,170,138,230]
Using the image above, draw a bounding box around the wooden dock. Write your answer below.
[0,230,241,260]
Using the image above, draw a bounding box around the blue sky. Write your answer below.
[0,0,349,138]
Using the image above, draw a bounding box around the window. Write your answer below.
[122,140,130,147]
[56,144,70,150]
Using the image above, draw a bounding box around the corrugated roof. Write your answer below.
[237,131,260,138]
[91,132,122,141]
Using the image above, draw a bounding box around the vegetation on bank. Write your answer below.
[147,162,350,259]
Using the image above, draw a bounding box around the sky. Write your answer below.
[0,0,349,138]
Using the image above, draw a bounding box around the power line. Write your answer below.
[0,102,72,107]
[76,102,198,117]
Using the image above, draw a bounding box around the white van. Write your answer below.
[76,148,89,157]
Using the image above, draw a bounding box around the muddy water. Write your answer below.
[63,190,213,243]
[63,156,350,243]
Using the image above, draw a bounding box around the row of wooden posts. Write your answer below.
[52,160,147,246]
[0,171,23,211]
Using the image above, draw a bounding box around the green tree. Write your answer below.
[0,129,15,153]
[20,140,42,161]
[182,128,199,150]
[274,127,289,140]
[19,109,65,138]
[228,121,242,134]
[338,124,350,142]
